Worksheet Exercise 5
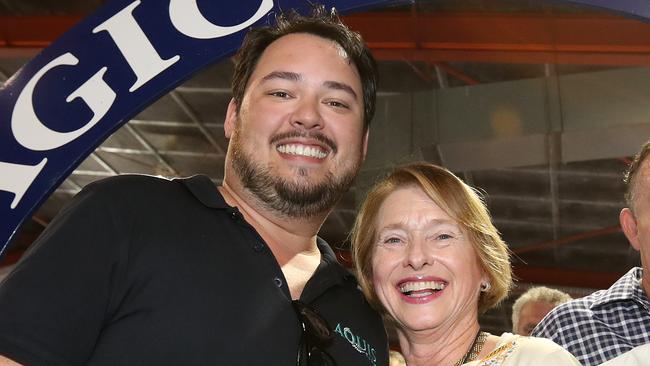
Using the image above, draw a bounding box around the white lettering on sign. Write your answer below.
[11,53,116,151]
[0,159,47,209]
[93,0,180,92]
[170,0,273,39]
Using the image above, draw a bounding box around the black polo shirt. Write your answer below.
[0,174,388,366]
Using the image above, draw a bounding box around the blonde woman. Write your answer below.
[351,163,580,366]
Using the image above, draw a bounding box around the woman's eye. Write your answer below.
[437,233,453,240]
[383,237,402,245]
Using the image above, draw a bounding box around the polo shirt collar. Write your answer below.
[178,174,356,294]
[302,238,355,302]
[316,238,354,280]
[591,267,650,311]
[176,174,229,209]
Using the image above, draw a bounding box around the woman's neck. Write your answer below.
[398,318,481,366]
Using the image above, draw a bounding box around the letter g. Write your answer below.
[11,52,116,151]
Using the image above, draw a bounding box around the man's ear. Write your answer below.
[224,98,239,139]
[620,207,641,251]
[361,128,370,161]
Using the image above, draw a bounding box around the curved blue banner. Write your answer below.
[0,0,648,255]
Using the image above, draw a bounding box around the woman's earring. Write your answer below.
[480,282,491,292]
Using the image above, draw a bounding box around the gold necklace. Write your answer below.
[453,331,488,366]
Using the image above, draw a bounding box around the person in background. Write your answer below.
[0,6,389,366]
[533,139,650,365]
[351,162,580,365]
[511,286,572,336]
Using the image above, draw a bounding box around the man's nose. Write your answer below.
[290,98,323,130]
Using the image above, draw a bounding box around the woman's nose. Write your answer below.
[403,237,434,270]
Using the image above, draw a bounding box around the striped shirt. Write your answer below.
[532,267,650,366]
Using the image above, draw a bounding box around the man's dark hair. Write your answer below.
[624,139,650,210]
[231,5,378,129]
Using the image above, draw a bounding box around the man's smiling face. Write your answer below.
[224,32,368,218]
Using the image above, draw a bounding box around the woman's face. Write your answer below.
[371,186,486,333]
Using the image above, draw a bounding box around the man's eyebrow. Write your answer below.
[261,71,301,83]
[260,71,358,100]
[324,80,358,100]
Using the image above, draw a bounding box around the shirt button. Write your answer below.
[253,243,263,252]
[230,211,240,221]
[274,277,283,287]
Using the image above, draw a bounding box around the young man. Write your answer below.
[0,7,388,366]
[510,286,571,336]
[532,140,650,365]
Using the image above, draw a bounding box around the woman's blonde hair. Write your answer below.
[350,162,512,314]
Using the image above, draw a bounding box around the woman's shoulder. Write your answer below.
[473,332,580,366]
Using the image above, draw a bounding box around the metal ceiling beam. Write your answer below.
[493,218,603,232]
[169,91,226,155]
[489,194,622,208]
[433,62,478,85]
[403,59,435,84]
[96,146,223,158]
[4,12,650,65]
[496,167,624,179]
[0,16,80,47]
[343,12,650,65]
[129,119,223,129]
[90,152,118,176]
[513,265,622,289]
[123,124,179,176]
[434,65,448,88]
[512,225,622,255]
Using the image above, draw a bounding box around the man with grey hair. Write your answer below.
[533,140,650,365]
[511,286,571,335]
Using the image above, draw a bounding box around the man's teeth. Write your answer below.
[399,281,446,296]
[277,144,327,159]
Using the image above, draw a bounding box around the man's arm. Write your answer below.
[0,178,129,365]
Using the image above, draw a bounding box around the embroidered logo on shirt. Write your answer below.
[334,323,378,365]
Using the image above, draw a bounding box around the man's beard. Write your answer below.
[230,130,361,219]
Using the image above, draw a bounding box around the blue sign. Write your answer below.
[567,0,650,20]
[0,0,648,255]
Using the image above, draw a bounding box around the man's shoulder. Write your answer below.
[84,174,178,194]
[532,292,599,336]
[79,174,211,206]
[549,292,598,317]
